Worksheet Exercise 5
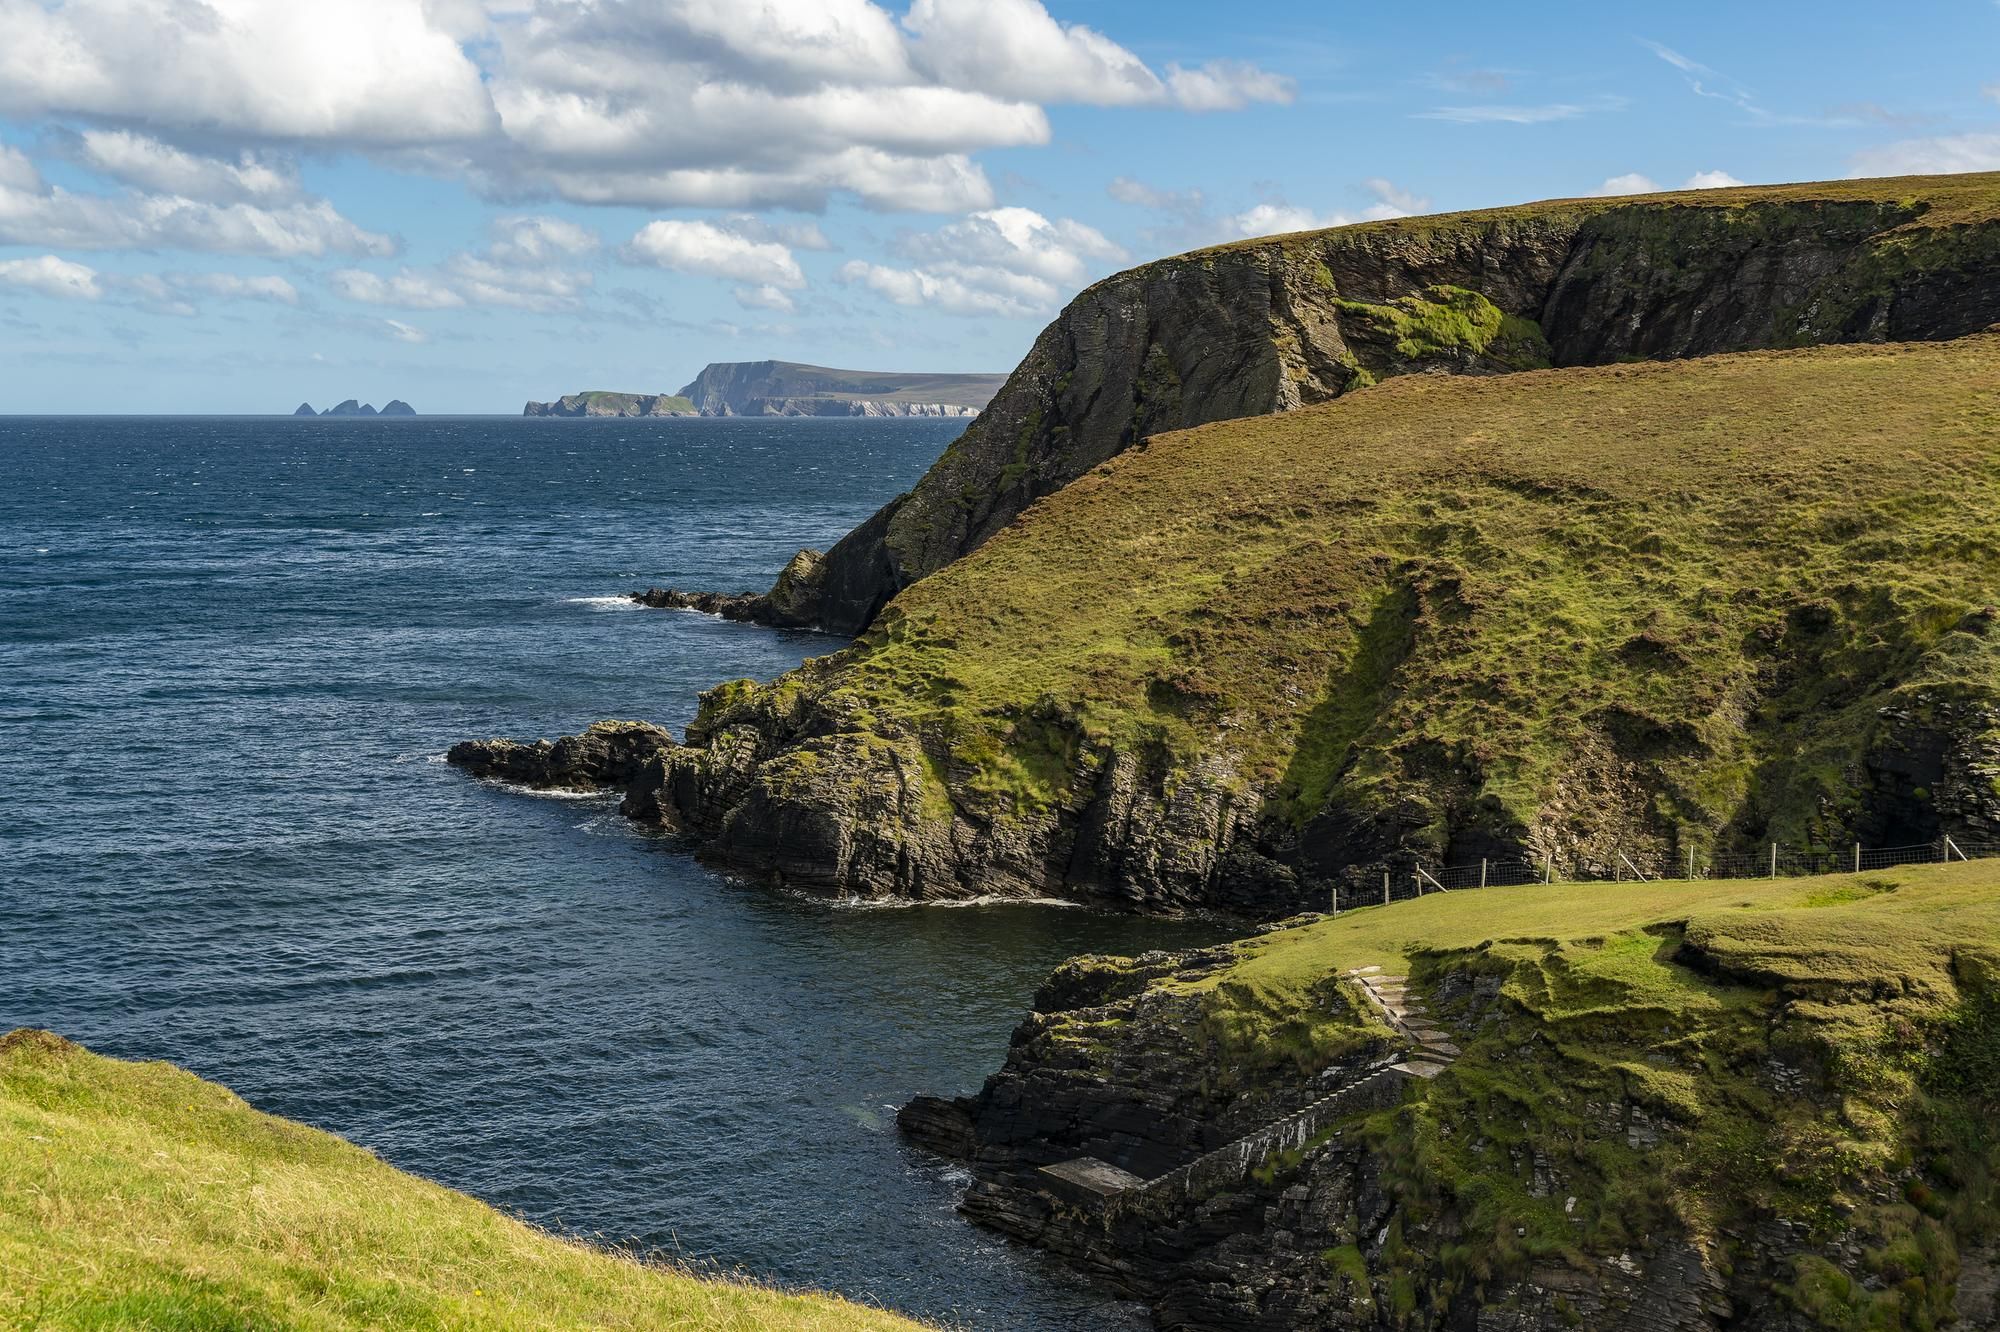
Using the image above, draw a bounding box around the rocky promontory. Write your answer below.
[674,360,1001,418]
[522,391,697,417]
[446,720,674,793]
[490,174,2000,920]
[899,861,2000,1330]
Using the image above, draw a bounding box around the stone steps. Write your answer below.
[1345,967,1460,1073]
[1040,964,1464,1213]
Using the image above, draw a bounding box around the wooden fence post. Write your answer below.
[1770,842,1778,878]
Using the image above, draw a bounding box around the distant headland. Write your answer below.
[296,400,416,417]
[524,361,1005,418]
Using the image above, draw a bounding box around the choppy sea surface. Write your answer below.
[0,416,1227,1329]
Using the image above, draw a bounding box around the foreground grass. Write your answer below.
[1121,860,2000,1325]
[0,1032,929,1332]
[788,331,2000,861]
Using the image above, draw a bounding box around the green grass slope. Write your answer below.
[735,331,2000,886]
[1058,860,2000,1325]
[0,1032,928,1332]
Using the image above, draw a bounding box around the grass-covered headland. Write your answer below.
[635,330,2000,911]
[0,1031,927,1332]
[945,859,2000,1329]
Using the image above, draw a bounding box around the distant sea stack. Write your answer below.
[307,400,415,416]
[522,362,1005,418]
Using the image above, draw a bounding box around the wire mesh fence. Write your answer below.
[1361,836,2000,907]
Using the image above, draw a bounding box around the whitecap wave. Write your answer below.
[482,779,614,802]
[564,595,640,611]
[830,892,1081,911]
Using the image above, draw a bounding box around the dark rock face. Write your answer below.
[379,400,416,416]
[321,399,374,417]
[292,402,315,416]
[735,193,2000,636]
[445,720,675,792]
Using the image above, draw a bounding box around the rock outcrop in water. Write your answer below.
[447,720,675,793]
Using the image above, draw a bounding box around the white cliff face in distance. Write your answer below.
[523,361,1004,418]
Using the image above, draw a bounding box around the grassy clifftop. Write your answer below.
[740,172,2000,634]
[0,1032,926,1332]
[955,859,2000,1327]
[660,332,2000,907]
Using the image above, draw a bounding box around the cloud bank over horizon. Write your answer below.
[0,0,1991,410]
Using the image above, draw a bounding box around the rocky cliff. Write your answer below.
[483,331,2000,914]
[899,861,2000,1330]
[727,175,2000,636]
[675,360,1003,418]
[523,391,696,417]
[461,174,2000,917]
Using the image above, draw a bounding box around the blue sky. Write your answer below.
[0,0,1994,413]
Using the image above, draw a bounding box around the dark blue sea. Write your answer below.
[0,416,1225,1329]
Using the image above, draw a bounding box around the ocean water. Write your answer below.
[0,416,1227,1329]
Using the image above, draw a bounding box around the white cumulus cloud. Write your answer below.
[837,206,1125,318]
[0,0,1291,217]
[0,253,100,299]
[734,283,797,313]
[0,144,393,258]
[902,0,1290,111]
[484,215,600,265]
[1590,173,1662,197]
[1850,134,2000,178]
[331,269,467,310]
[74,130,299,203]
[0,0,494,144]
[329,216,598,313]
[1684,170,1747,190]
[1163,60,1296,112]
[623,220,806,289]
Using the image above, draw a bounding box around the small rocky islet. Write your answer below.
[454,172,2000,1331]
[294,399,416,416]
